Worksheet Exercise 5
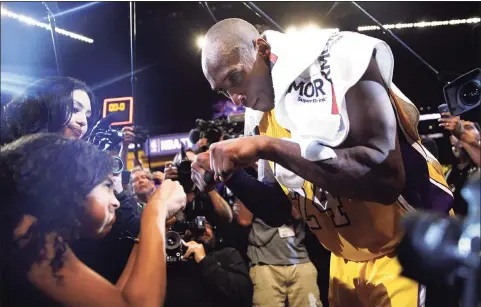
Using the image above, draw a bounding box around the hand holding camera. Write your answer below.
[164,162,179,181]
[439,114,464,138]
[181,240,206,263]
[152,171,164,186]
[121,126,136,145]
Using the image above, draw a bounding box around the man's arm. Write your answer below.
[257,58,405,204]
[458,133,480,167]
[232,198,254,226]
[440,117,480,167]
[224,160,291,227]
[207,189,234,223]
[198,248,253,305]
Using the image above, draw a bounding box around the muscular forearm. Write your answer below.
[208,190,233,223]
[234,199,253,226]
[225,170,291,227]
[122,210,166,307]
[259,136,403,204]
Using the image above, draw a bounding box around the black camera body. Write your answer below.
[188,117,244,152]
[166,216,207,263]
[172,145,195,192]
[398,170,480,307]
[444,68,480,117]
[87,113,151,175]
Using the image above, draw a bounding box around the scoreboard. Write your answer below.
[102,96,134,126]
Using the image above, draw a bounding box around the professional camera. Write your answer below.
[166,216,207,263]
[86,113,150,174]
[444,68,480,117]
[397,169,480,307]
[172,145,195,192]
[188,117,244,152]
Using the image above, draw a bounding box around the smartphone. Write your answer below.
[438,104,450,118]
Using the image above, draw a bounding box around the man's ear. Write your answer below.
[253,38,271,59]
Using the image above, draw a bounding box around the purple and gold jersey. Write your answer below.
[258,90,454,262]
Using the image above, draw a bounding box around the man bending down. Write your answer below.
[191,18,454,307]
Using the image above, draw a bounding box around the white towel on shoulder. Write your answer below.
[244,30,419,189]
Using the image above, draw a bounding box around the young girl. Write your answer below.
[0,133,186,307]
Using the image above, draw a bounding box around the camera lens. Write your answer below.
[112,156,124,175]
[459,80,481,106]
[165,231,182,250]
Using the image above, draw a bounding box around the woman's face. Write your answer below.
[61,89,92,140]
[79,175,120,238]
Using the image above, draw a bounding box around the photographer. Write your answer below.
[164,219,253,307]
[439,114,480,167]
[443,120,480,216]
[130,166,156,210]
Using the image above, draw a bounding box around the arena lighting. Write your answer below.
[421,133,444,139]
[419,113,441,121]
[0,6,94,44]
[196,35,205,49]
[286,24,339,35]
[358,17,480,32]
[48,2,100,19]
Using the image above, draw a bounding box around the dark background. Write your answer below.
[1,1,480,164]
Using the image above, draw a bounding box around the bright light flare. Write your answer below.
[358,17,480,32]
[196,36,205,49]
[1,6,94,43]
[285,24,339,36]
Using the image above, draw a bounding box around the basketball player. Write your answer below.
[191,19,454,307]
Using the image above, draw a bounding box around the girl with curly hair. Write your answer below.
[1,76,96,144]
[0,133,186,307]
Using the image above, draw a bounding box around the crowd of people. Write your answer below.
[0,17,479,307]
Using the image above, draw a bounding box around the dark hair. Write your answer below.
[0,133,114,278]
[0,77,97,144]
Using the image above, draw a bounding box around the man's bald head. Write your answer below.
[201,18,275,111]
[202,18,261,85]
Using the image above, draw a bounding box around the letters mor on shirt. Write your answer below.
[283,56,335,134]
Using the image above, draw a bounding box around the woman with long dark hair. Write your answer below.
[1,76,142,284]
[1,77,97,143]
[0,133,186,307]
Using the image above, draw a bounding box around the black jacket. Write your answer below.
[165,247,253,307]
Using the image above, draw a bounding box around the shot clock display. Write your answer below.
[102,97,134,126]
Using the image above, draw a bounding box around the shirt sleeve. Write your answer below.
[225,170,291,227]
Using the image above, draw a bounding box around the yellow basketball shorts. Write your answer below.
[328,252,425,307]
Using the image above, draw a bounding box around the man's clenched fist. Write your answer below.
[191,137,266,191]
[191,152,215,192]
